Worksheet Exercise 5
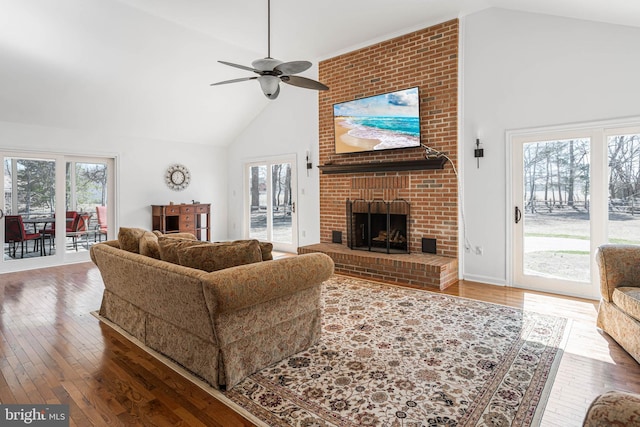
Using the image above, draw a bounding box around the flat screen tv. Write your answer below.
[333,87,421,154]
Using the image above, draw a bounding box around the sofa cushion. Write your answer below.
[158,236,205,264]
[612,287,640,323]
[232,240,273,261]
[118,227,146,253]
[139,231,161,259]
[178,240,262,272]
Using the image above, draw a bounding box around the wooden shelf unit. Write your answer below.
[152,203,211,241]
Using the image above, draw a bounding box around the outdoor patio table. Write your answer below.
[22,217,55,256]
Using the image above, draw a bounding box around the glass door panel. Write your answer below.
[522,138,591,282]
[249,165,267,241]
[607,133,640,245]
[271,162,293,245]
[3,156,56,262]
[65,161,109,254]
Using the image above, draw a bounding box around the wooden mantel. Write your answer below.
[318,158,447,174]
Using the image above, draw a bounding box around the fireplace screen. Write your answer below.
[346,199,410,254]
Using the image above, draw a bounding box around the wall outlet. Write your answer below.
[302,230,306,237]
[475,246,483,255]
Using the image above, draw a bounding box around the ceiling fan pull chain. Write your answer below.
[267,0,271,59]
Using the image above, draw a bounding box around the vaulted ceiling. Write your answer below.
[2,0,640,146]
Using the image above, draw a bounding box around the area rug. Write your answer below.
[223,275,569,427]
[96,275,569,427]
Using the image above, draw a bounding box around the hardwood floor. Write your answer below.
[1,263,639,426]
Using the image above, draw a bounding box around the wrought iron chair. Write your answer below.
[4,215,42,258]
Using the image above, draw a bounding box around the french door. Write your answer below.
[245,155,298,253]
[510,123,640,299]
[1,151,115,272]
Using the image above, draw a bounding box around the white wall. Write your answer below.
[0,121,228,241]
[226,78,321,248]
[461,8,640,285]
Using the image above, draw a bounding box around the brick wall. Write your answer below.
[318,19,459,258]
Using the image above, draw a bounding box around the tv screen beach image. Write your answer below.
[333,87,420,154]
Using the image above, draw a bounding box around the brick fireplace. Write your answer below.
[299,19,459,290]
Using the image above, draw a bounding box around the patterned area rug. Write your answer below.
[223,275,569,427]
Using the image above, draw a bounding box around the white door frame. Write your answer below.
[1,151,116,273]
[243,154,298,253]
[506,117,640,300]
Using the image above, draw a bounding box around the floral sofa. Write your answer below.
[595,244,640,364]
[90,228,334,390]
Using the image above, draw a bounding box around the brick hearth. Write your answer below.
[299,243,458,290]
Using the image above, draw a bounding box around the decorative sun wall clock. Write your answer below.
[165,164,191,191]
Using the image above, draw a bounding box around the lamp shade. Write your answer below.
[258,75,280,98]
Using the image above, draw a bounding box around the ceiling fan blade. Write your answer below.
[218,60,260,73]
[281,75,329,91]
[274,60,312,75]
[210,76,258,86]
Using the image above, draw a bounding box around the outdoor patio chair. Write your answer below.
[4,215,42,258]
[67,213,91,251]
[96,206,107,241]
[40,211,79,252]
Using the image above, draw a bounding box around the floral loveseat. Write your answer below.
[595,244,640,364]
[90,228,334,390]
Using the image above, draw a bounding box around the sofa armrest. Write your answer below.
[89,240,120,264]
[202,253,334,314]
[596,244,640,302]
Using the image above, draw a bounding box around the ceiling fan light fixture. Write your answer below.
[258,75,280,98]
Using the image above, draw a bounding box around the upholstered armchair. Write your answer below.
[583,390,640,426]
[595,244,640,364]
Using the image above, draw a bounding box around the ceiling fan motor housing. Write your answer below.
[251,57,283,72]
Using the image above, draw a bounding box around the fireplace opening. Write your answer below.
[346,199,410,254]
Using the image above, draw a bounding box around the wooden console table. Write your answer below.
[152,203,211,241]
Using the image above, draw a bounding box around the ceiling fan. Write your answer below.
[210,0,329,100]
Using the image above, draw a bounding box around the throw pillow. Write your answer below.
[152,230,197,240]
[167,232,197,240]
[259,241,273,261]
[231,239,274,261]
[178,240,262,272]
[139,231,161,259]
[157,236,204,264]
[118,227,146,253]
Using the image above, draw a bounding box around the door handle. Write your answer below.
[0,208,4,219]
[515,206,522,224]
[292,202,295,214]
